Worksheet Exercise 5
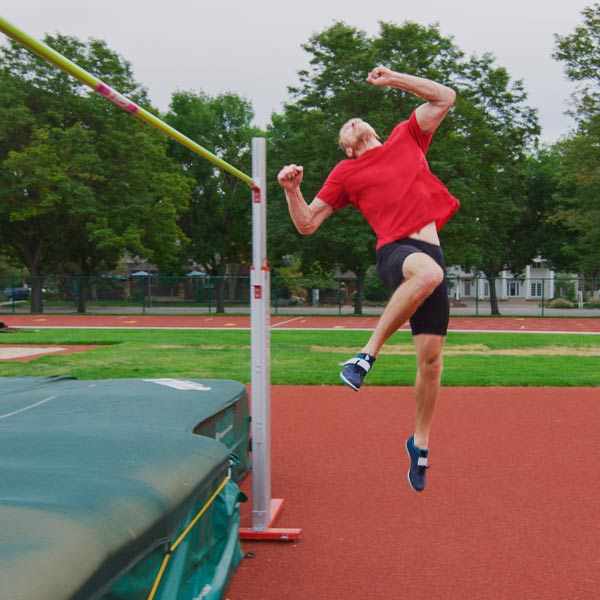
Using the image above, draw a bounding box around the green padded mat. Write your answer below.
[0,376,250,599]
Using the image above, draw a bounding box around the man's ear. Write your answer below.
[345,147,354,158]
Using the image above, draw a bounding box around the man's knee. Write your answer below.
[415,335,445,381]
[418,352,443,381]
[419,266,444,295]
[404,254,444,298]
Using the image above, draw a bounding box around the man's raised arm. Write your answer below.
[277,164,333,235]
[366,66,456,134]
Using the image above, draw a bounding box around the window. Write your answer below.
[464,281,471,296]
[530,282,542,297]
[508,282,520,297]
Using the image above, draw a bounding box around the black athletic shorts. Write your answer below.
[375,237,449,336]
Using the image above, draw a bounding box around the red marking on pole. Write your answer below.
[254,286,262,299]
[95,82,139,114]
[252,189,262,203]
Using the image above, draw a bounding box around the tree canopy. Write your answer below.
[1,12,597,315]
[165,90,261,311]
[550,3,600,278]
[267,20,540,314]
[0,35,191,310]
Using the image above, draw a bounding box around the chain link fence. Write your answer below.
[1,274,599,316]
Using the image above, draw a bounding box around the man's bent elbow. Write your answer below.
[442,86,456,108]
[295,222,318,236]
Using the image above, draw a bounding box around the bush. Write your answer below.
[583,299,600,309]
[554,279,578,302]
[364,276,389,303]
[546,297,574,308]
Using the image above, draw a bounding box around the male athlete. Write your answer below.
[277,66,459,492]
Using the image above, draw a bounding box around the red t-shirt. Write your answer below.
[316,110,460,249]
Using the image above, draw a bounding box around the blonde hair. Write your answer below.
[338,118,379,157]
[338,118,357,150]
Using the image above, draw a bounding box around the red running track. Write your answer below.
[2,313,599,333]
[228,386,600,600]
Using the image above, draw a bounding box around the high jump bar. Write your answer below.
[0,17,300,542]
[0,17,255,188]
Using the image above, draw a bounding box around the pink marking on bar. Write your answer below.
[94,82,139,114]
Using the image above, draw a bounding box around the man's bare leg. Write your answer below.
[361,253,444,357]
[404,333,445,492]
[412,333,445,449]
[339,252,445,393]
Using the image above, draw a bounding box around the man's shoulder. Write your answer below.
[328,158,356,175]
[385,117,412,144]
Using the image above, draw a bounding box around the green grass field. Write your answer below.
[1,328,599,386]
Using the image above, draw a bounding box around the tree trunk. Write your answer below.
[216,276,226,313]
[487,275,501,315]
[353,275,365,315]
[23,237,44,313]
[77,276,88,313]
[29,274,44,313]
[228,276,238,302]
[228,265,242,302]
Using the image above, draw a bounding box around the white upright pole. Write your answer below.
[240,139,300,541]
[250,137,271,530]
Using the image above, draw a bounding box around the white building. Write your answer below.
[447,257,561,302]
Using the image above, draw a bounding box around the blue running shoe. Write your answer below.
[339,353,376,391]
[405,436,429,492]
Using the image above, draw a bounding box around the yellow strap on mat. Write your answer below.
[147,477,229,600]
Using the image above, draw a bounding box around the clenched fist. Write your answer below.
[366,65,395,87]
[277,164,304,190]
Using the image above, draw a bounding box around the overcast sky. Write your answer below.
[1,0,592,142]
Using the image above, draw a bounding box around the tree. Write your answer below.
[0,124,98,311]
[516,148,576,273]
[165,90,260,313]
[0,35,191,311]
[550,3,600,281]
[442,54,540,313]
[267,21,540,314]
[553,3,600,118]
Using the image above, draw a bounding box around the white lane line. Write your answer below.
[271,316,305,328]
[0,395,57,421]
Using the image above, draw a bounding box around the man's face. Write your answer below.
[338,118,378,157]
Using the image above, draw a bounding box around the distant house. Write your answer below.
[447,257,564,301]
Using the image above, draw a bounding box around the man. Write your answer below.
[277,66,459,492]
